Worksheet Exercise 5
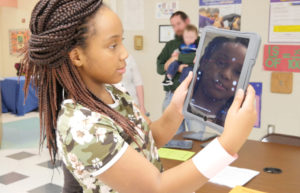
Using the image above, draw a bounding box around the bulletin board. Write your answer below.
[9,29,30,55]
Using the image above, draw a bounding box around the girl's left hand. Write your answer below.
[170,71,193,115]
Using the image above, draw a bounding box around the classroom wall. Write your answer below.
[110,0,300,140]
[0,0,299,140]
[0,0,39,77]
[241,0,300,139]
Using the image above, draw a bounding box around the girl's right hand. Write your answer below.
[219,85,257,155]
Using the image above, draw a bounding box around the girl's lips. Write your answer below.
[215,83,226,91]
[117,67,126,74]
[214,79,227,91]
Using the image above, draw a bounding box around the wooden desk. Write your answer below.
[161,133,300,193]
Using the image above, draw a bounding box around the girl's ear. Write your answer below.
[69,47,85,67]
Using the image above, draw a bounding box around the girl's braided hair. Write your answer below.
[21,0,141,161]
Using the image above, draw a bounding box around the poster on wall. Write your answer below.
[198,0,242,32]
[122,0,144,30]
[156,1,179,19]
[269,0,300,43]
[249,82,262,128]
[263,44,300,73]
[9,29,30,55]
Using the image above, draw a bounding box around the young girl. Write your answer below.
[22,1,257,193]
[190,37,249,126]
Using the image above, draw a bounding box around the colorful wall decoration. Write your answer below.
[0,0,18,8]
[9,29,30,55]
[263,44,300,73]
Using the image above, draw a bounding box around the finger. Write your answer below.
[241,85,256,110]
[228,88,244,113]
[180,71,193,89]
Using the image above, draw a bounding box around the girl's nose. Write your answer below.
[220,68,232,80]
[120,44,128,61]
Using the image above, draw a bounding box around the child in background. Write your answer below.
[162,24,198,86]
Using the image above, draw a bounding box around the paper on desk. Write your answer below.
[229,186,267,193]
[158,148,195,161]
[209,166,260,188]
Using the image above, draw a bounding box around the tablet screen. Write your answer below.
[188,32,249,126]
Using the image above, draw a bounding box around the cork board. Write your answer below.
[271,72,293,94]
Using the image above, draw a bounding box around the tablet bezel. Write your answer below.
[183,26,261,133]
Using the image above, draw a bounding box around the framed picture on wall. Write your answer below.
[159,25,175,43]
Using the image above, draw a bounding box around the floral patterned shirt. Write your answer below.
[56,85,163,193]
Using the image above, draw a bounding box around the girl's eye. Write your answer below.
[234,70,241,76]
[216,60,227,68]
[109,44,117,49]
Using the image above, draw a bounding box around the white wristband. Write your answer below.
[192,138,238,179]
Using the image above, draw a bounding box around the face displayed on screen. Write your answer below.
[188,36,249,126]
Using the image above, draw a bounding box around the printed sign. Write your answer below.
[269,0,300,42]
[263,44,300,72]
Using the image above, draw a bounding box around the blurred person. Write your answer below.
[115,54,147,115]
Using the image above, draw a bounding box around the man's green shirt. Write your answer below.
[156,36,199,92]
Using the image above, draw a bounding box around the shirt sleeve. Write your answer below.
[63,109,129,178]
[157,42,171,75]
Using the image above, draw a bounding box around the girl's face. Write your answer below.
[200,42,247,100]
[73,7,128,85]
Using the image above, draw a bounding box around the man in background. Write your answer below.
[157,11,202,134]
